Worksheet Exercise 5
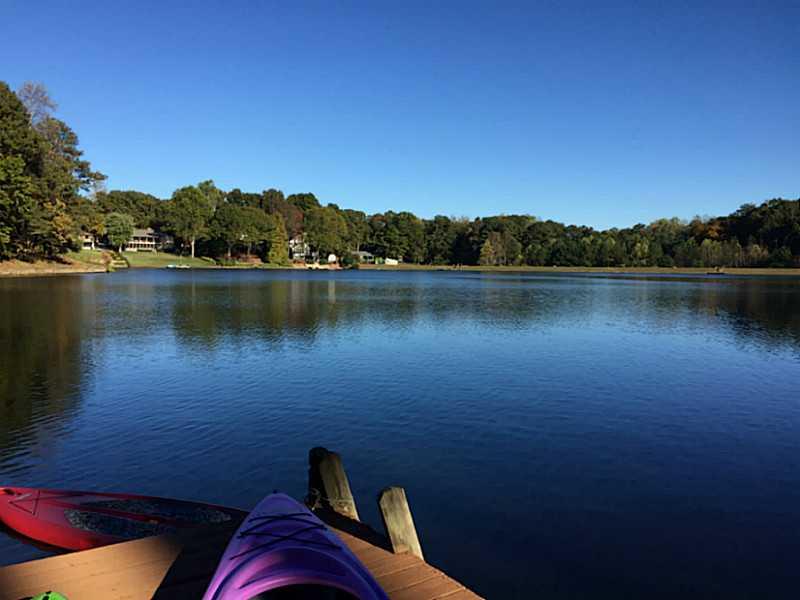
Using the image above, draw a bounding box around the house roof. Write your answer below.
[132,228,155,237]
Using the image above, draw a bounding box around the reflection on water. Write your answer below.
[1,270,799,598]
[75,271,800,352]
[0,277,100,475]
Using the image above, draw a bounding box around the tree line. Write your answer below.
[2,81,798,267]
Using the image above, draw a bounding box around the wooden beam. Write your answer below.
[308,446,359,521]
[378,487,423,560]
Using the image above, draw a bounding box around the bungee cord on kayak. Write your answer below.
[231,520,342,560]
[201,493,389,600]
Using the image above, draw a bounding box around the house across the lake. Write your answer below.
[81,233,96,250]
[125,228,157,251]
[352,250,375,264]
[124,228,174,252]
[289,235,316,262]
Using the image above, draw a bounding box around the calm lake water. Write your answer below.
[2,269,800,598]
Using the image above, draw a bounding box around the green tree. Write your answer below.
[342,208,369,251]
[769,246,794,267]
[264,189,303,237]
[211,203,249,258]
[69,196,106,248]
[425,216,456,264]
[105,212,134,252]
[169,186,214,258]
[267,214,289,265]
[502,230,522,265]
[198,180,225,212]
[96,190,160,227]
[287,192,320,212]
[305,206,348,257]
[241,206,274,256]
[226,188,263,209]
[744,243,769,266]
[700,238,723,267]
[0,82,42,258]
[0,156,36,259]
[479,235,496,266]
[394,212,426,263]
[10,82,104,257]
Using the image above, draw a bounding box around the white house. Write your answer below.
[81,233,96,250]
[289,235,315,262]
[125,228,158,252]
[352,250,375,264]
[123,228,173,252]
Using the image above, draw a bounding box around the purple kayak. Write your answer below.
[202,493,389,600]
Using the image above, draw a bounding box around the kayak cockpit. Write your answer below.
[251,585,357,599]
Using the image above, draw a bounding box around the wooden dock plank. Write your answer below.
[0,535,183,600]
[435,590,484,600]
[390,574,470,600]
[0,525,482,600]
[366,553,421,577]
[379,567,441,593]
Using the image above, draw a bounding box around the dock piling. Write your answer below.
[308,446,360,521]
[378,486,424,560]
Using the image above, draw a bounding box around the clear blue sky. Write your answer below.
[2,1,797,229]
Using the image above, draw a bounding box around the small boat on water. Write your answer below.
[0,486,246,550]
[166,263,191,269]
[203,493,388,600]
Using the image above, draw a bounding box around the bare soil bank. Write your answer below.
[0,256,107,278]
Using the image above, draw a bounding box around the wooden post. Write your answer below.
[378,486,423,560]
[308,447,359,521]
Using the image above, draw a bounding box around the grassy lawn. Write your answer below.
[65,249,109,267]
[122,251,215,269]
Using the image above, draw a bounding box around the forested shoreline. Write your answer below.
[2,81,799,269]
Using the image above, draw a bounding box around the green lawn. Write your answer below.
[65,249,108,267]
[122,251,215,269]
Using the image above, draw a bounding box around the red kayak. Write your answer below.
[0,486,247,551]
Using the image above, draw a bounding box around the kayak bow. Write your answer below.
[203,493,389,600]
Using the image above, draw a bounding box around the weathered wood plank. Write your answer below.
[365,553,422,576]
[378,486,424,559]
[390,574,468,600]
[435,589,484,599]
[0,535,182,600]
[378,565,440,592]
[308,446,360,520]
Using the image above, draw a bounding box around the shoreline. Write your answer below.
[3,258,799,279]
[0,258,107,278]
[359,264,800,276]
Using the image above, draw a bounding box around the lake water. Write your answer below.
[1,269,800,598]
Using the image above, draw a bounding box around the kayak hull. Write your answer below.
[203,493,388,600]
[0,486,246,551]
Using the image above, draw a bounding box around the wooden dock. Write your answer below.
[0,448,483,599]
[0,520,479,599]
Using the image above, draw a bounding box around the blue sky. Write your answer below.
[2,1,797,229]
